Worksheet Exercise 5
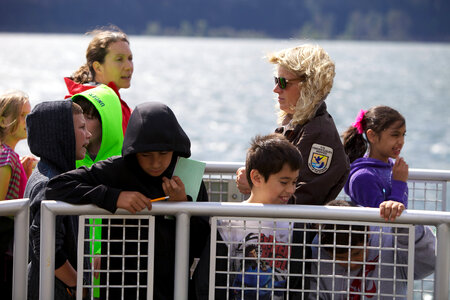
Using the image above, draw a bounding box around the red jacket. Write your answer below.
[64,77,131,135]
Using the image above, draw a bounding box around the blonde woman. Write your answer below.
[237,44,350,205]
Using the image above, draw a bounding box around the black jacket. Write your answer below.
[46,102,210,300]
[276,102,350,205]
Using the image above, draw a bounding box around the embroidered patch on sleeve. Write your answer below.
[308,143,333,174]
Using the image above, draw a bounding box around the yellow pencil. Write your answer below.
[150,196,170,202]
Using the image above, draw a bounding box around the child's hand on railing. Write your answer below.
[379,200,405,221]
[117,191,152,213]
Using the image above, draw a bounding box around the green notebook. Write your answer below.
[172,157,206,202]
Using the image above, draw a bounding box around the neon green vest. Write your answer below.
[72,84,124,168]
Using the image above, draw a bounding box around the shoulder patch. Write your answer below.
[308,143,333,174]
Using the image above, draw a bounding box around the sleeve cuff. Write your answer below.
[390,180,408,205]
[55,251,68,269]
[99,187,122,213]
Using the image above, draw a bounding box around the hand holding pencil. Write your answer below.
[117,191,152,213]
[150,196,170,202]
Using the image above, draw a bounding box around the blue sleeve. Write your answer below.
[348,171,386,208]
[389,179,408,207]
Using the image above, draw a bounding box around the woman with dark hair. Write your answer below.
[64,25,133,134]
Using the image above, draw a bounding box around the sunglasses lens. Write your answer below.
[274,77,287,89]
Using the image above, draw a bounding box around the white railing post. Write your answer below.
[174,212,190,300]
[40,201,56,300]
[12,200,29,300]
[0,199,30,300]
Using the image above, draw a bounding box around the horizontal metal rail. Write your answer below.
[40,201,450,299]
[204,163,450,211]
[205,162,450,181]
[0,199,29,300]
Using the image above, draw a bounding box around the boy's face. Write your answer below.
[332,243,368,271]
[256,163,299,204]
[136,151,173,177]
[73,113,91,160]
[84,114,102,150]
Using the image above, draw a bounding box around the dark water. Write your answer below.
[1,33,449,169]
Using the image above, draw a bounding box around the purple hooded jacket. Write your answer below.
[344,157,408,208]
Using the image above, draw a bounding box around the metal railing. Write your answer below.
[38,202,450,300]
[2,163,450,299]
[0,198,29,300]
[203,163,450,212]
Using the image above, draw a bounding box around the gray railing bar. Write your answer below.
[204,162,450,181]
[42,201,450,225]
[435,223,450,299]
[407,168,450,181]
[0,198,30,300]
[204,161,243,173]
[174,212,190,300]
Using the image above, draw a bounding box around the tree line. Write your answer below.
[2,0,449,41]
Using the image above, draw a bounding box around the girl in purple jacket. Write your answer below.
[342,106,409,208]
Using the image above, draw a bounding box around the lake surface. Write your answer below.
[1,33,449,169]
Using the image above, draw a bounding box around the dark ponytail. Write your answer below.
[342,126,368,163]
[70,64,93,84]
[343,106,405,163]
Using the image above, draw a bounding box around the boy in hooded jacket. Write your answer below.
[46,102,210,300]
[25,100,92,300]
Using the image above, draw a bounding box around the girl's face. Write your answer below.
[94,41,133,90]
[136,151,174,177]
[8,100,31,142]
[273,66,301,115]
[368,121,406,163]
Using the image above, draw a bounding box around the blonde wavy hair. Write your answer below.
[0,90,29,141]
[268,44,335,126]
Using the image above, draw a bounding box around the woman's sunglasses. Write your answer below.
[274,76,303,89]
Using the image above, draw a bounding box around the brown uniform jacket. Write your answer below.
[275,102,350,205]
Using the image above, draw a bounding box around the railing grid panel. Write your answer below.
[408,180,444,211]
[209,217,426,299]
[77,215,155,299]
